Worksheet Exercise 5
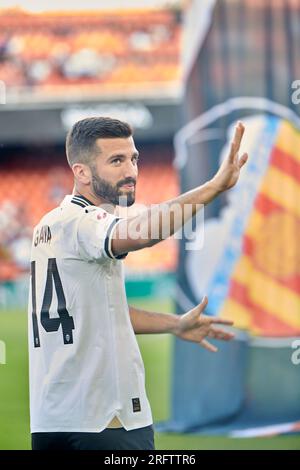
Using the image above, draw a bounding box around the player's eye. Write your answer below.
[111,158,122,165]
[132,156,139,164]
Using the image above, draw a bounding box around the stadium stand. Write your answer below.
[0,9,181,94]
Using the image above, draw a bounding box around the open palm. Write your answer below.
[174,296,235,352]
[211,121,248,192]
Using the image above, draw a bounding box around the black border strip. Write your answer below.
[71,195,94,208]
[71,199,87,208]
[104,218,127,260]
[74,195,94,206]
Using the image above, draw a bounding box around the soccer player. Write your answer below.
[28,117,248,450]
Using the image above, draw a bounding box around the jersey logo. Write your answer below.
[97,211,107,220]
[132,398,141,413]
[34,225,52,247]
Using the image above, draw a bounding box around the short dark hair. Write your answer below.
[66,117,132,167]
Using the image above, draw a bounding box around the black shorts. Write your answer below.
[31,425,155,450]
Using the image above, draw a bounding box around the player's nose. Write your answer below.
[123,160,138,180]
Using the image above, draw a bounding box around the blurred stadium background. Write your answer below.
[0,0,300,450]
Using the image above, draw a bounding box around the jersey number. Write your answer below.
[31,258,75,348]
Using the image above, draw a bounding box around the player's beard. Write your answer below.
[91,168,136,207]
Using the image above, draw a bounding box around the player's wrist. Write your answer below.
[208,176,227,195]
[169,315,181,336]
[170,315,182,338]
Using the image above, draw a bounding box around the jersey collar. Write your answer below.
[71,194,95,208]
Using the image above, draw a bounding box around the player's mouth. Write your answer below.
[118,180,136,190]
[120,183,135,190]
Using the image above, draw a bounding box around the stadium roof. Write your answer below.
[0,0,181,12]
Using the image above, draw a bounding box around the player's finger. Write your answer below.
[196,295,208,314]
[238,152,248,168]
[200,339,218,353]
[230,122,244,161]
[208,327,235,340]
[236,121,245,140]
[228,142,236,164]
[185,295,208,323]
[238,121,245,135]
[209,317,234,326]
[229,133,241,164]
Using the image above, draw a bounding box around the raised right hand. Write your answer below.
[210,121,248,193]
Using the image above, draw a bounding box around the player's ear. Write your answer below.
[72,163,91,185]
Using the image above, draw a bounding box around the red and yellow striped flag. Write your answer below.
[221,121,300,336]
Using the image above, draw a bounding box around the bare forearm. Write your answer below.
[113,179,221,255]
[129,306,179,335]
[134,180,220,241]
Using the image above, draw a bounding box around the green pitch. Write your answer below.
[0,304,299,450]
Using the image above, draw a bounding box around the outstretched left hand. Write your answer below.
[174,296,235,352]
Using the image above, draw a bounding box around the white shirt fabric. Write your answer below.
[28,194,153,433]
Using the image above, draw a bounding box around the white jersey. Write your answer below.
[28,194,153,433]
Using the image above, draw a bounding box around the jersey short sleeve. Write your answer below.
[76,207,127,261]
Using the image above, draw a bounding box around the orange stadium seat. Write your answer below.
[0,9,181,92]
